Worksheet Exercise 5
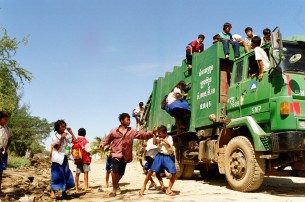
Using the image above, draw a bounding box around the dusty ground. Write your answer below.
[1,158,305,202]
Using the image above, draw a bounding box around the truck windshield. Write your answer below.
[276,41,305,73]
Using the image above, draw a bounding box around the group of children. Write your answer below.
[187,22,271,81]
[98,113,177,197]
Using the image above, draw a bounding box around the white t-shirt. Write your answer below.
[245,34,257,47]
[232,34,242,42]
[134,105,144,115]
[51,132,73,165]
[157,135,174,155]
[254,47,270,72]
[166,87,183,105]
[0,125,13,150]
[145,138,158,158]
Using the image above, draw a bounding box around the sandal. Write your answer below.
[109,192,116,197]
[166,191,176,196]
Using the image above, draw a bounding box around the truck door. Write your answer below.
[239,52,270,120]
[227,60,244,118]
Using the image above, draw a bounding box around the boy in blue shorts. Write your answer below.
[105,145,112,188]
[139,125,177,196]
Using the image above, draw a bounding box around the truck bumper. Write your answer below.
[271,131,305,151]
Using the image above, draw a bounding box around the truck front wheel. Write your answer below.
[224,136,265,192]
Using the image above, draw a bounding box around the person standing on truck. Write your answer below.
[261,28,271,46]
[139,125,177,197]
[244,27,257,53]
[132,102,145,131]
[251,36,270,81]
[165,81,190,129]
[185,34,205,69]
[219,22,240,60]
[99,113,157,197]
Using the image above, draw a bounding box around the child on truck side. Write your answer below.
[251,36,270,81]
[165,81,190,129]
[219,22,240,60]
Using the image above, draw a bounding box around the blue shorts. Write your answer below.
[106,156,112,171]
[150,153,176,174]
[144,156,154,170]
[0,153,8,171]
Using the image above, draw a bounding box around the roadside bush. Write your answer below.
[7,155,30,168]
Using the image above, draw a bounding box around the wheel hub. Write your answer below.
[229,150,246,179]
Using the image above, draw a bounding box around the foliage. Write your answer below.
[0,28,32,114]
[9,105,53,156]
[90,136,106,158]
[7,154,30,168]
[0,29,52,156]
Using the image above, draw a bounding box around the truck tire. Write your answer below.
[175,160,185,179]
[224,136,265,192]
[181,164,195,179]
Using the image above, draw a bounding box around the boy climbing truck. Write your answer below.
[139,27,305,192]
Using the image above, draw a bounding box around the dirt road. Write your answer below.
[68,159,305,202]
[2,158,305,202]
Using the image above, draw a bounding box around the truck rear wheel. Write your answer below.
[224,136,265,192]
[181,164,195,179]
[175,162,185,179]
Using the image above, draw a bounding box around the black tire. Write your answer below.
[224,136,265,192]
[181,164,195,179]
[175,160,185,179]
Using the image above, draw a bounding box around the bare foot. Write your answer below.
[148,182,157,189]
[138,190,145,196]
[50,190,55,199]
[158,186,165,192]
[166,190,176,196]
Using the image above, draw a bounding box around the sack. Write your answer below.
[161,95,168,110]
[71,143,83,164]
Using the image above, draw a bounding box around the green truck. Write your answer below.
[140,28,305,192]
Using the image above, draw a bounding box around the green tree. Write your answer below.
[0,28,32,114]
[90,136,106,158]
[9,105,53,156]
[1,29,52,156]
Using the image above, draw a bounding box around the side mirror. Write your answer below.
[271,27,283,50]
[271,27,283,68]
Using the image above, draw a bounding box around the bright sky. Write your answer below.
[1,0,305,149]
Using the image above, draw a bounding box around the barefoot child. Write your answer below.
[139,125,177,196]
[143,137,164,190]
[50,120,76,199]
[74,128,92,192]
[0,111,13,196]
[99,113,157,197]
